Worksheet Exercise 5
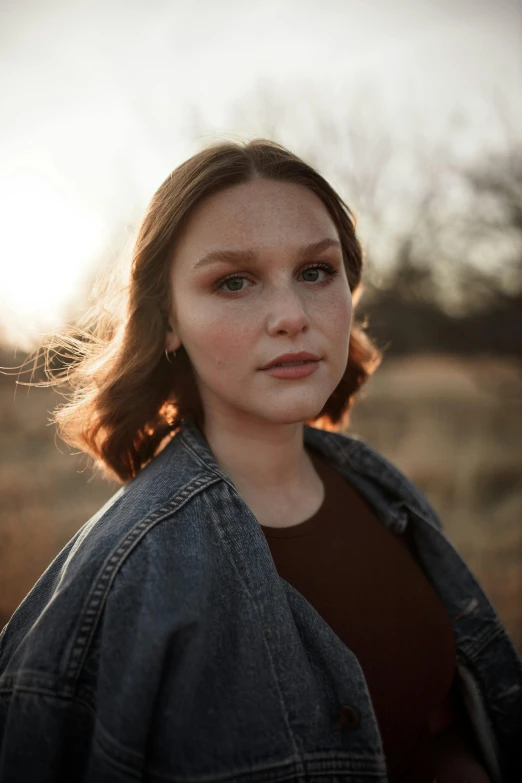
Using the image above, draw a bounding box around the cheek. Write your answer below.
[181,302,254,362]
[317,290,353,333]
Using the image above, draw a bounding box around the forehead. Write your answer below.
[173,179,339,265]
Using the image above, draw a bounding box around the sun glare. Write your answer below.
[0,167,106,349]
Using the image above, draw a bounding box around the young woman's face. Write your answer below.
[167,178,353,430]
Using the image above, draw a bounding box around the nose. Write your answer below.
[265,284,311,335]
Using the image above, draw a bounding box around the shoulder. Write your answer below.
[0,463,218,780]
[0,456,215,680]
[307,426,444,531]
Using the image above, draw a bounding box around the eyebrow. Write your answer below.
[193,238,342,270]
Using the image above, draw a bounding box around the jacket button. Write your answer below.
[336,705,360,732]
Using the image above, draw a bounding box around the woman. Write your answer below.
[0,139,520,783]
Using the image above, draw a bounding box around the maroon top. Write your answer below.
[259,447,491,782]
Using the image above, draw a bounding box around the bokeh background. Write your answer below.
[1,0,521,651]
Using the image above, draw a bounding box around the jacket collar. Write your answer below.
[166,416,424,535]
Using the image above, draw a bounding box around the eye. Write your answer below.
[214,262,339,295]
[217,275,251,294]
[300,263,338,283]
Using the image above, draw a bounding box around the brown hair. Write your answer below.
[18,138,383,483]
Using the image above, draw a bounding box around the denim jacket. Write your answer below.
[1,417,521,783]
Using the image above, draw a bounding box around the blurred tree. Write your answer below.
[358,139,522,358]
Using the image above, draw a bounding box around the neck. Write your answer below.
[202,417,313,494]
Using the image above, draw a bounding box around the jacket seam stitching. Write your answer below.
[64,473,222,686]
[179,430,237,490]
[0,681,94,706]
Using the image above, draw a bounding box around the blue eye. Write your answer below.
[221,276,247,293]
[215,263,339,295]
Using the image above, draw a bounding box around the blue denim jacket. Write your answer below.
[1,417,521,782]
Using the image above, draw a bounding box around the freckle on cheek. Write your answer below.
[205,324,239,357]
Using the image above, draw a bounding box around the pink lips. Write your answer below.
[262,360,320,379]
[261,351,320,370]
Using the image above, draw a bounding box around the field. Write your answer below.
[1,353,521,652]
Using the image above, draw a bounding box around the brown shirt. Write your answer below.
[259,447,491,782]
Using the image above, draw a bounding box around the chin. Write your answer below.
[262,401,327,425]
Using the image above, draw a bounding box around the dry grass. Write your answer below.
[1,353,521,651]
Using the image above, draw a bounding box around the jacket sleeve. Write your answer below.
[0,493,129,782]
[0,528,95,781]
[0,509,190,782]
[0,688,97,783]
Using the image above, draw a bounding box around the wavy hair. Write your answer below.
[17,138,383,483]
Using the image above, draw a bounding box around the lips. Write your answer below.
[273,360,315,367]
[261,352,320,370]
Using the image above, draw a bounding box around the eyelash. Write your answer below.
[213,262,340,296]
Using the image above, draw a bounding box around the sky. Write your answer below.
[0,0,521,349]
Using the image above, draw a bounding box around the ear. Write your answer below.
[164,314,181,354]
